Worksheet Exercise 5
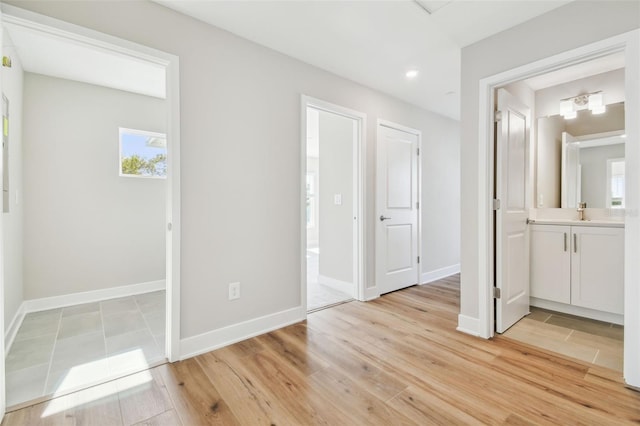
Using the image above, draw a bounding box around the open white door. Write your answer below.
[561,131,580,208]
[376,122,420,294]
[495,88,530,333]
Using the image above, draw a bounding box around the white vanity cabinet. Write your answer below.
[530,223,624,316]
[571,226,624,315]
[530,225,571,304]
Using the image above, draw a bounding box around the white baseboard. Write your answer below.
[23,280,166,313]
[180,306,306,360]
[530,297,624,325]
[317,274,355,296]
[421,264,461,285]
[4,303,26,357]
[5,280,166,355]
[456,314,482,337]
[362,286,380,301]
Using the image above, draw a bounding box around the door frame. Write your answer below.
[300,95,366,308]
[0,4,182,413]
[475,29,640,387]
[375,119,422,292]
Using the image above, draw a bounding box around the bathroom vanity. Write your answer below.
[528,219,624,323]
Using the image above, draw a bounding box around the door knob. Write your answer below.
[380,215,392,221]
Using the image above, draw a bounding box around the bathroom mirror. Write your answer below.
[536,102,625,209]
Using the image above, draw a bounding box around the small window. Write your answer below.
[119,128,167,178]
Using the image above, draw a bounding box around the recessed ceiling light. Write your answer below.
[406,70,419,79]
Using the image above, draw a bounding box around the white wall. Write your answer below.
[23,73,166,299]
[9,1,460,341]
[318,110,353,284]
[420,115,460,279]
[460,0,639,319]
[2,32,24,332]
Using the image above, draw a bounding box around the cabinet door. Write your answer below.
[571,226,624,314]
[530,225,571,303]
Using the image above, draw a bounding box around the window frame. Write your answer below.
[118,127,167,179]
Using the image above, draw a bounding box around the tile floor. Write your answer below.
[503,307,623,371]
[307,250,352,312]
[5,291,166,408]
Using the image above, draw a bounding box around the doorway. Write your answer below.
[301,96,364,312]
[494,59,626,369]
[0,5,181,412]
[477,31,639,385]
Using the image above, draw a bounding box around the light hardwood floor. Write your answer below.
[3,274,639,425]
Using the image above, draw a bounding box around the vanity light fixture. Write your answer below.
[588,92,606,114]
[559,91,606,119]
[559,99,577,119]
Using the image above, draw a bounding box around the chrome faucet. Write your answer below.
[577,202,587,221]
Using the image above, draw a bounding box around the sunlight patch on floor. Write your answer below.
[42,349,151,418]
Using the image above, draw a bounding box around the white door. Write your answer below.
[561,131,580,208]
[376,123,419,294]
[495,88,530,333]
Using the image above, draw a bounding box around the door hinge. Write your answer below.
[416,201,419,209]
[417,256,420,264]
[495,111,503,122]
[492,199,501,211]
[493,287,501,299]
[416,147,420,156]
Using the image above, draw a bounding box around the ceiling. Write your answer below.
[155,0,573,120]
[4,21,166,99]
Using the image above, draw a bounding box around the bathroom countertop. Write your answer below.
[527,219,624,228]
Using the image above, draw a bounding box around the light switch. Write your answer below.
[334,194,342,205]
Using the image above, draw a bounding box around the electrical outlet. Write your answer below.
[228,282,240,300]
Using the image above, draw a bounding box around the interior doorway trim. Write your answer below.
[0,1,182,396]
[474,30,639,388]
[300,95,366,310]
